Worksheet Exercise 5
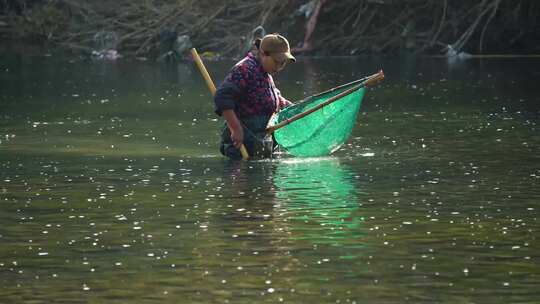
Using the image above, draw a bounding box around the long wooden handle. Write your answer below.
[191,48,249,160]
[266,70,384,134]
[191,48,217,95]
[364,70,385,87]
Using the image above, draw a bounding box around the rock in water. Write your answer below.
[174,35,193,56]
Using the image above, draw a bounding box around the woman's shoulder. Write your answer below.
[229,56,258,80]
[235,53,262,71]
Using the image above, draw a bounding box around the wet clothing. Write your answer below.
[219,116,274,160]
[214,52,291,159]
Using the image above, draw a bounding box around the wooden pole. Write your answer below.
[266,70,384,134]
[295,75,372,104]
[190,48,249,160]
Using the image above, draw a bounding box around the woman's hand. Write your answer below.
[230,127,244,149]
[222,109,244,149]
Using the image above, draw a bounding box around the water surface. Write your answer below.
[1,54,539,303]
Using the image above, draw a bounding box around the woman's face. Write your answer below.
[261,53,287,74]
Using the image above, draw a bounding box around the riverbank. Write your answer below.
[2,0,539,60]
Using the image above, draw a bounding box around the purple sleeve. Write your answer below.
[213,66,248,116]
[214,81,239,116]
[274,86,292,109]
[279,95,292,108]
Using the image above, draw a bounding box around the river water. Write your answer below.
[1,54,539,303]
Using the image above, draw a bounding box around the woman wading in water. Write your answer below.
[213,33,296,159]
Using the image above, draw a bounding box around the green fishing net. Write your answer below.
[270,85,365,157]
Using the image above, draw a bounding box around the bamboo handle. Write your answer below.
[266,70,385,134]
[238,145,249,159]
[266,83,361,134]
[191,48,249,160]
[191,48,217,95]
[365,70,385,87]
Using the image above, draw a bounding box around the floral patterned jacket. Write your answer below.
[214,52,291,119]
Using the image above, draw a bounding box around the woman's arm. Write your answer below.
[279,95,293,108]
[222,109,244,149]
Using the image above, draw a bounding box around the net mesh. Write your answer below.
[270,85,365,157]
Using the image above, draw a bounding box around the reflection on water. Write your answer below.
[273,158,364,250]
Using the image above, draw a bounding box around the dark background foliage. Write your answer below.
[1,0,539,57]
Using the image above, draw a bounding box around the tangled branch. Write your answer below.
[1,0,538,57]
